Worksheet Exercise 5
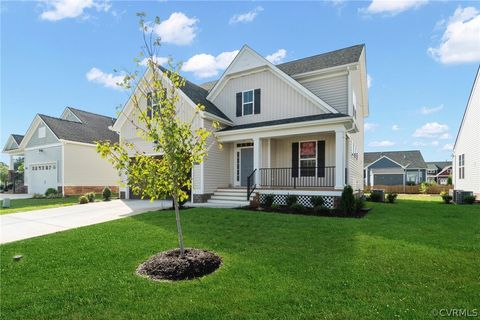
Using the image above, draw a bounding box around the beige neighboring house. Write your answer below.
[453,66,480,199]
[113,44,369,207]
[2,107,119,195]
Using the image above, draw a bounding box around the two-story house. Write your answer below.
[113,44,369,207]
[426,161,452,185]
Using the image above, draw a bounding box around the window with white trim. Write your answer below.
[300,141,316,177]
[242,90,254,115]
[38,127,46,138]
[458,154,465,179]
[147,90,163,118]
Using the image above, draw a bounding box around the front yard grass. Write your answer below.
[1,198,478,319]
[0,196,79,215]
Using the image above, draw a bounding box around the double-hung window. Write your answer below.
[300,141,316,177]
[458,154,465,179]
[242,90,254,115]
[147,90,162,118]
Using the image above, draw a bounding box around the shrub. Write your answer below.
[78,195,89,204]
[447,176,452,185]
[369,191,384,202]
[355,197,365,212]
[32,193,45,199]
[262,194,274,208]
[419,182,429,194]
[46,193,62,199]
[441,192,452,204]
[85,192,95,202]
[406,181,416,186]
[290,203,305,213]
[102,187,112,201]
[386,192,398,204]
[45,188,58,197]
[310,196,324,207]
[463,195,476,204]
[286,195,297,207]
[313,205,330,215]
[271,204,281,211]
[340,185,355,214]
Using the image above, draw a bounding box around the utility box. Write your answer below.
[2,198,11,208]
[371,189,385,202]
[453,190,473,204]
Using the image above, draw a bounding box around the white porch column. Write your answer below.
[335,129,346,190]
[253,137,262,186]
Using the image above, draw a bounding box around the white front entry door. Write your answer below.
[30,162,58,194]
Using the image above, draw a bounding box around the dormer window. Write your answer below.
[236,89,261,117]
[243,90,254,115]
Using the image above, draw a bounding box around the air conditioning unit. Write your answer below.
[371,189,385,202]
[453,190,473,204]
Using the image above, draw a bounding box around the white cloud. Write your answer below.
[154,12,198,45]
[365,122,379,132]
[265,49,287,64]
[362,0,428,15]
[229,6,263,24]
[413,122,449,138]
[367,74,373,88]
[40,0,110,21]
[428,7,480,64]
[182,50,239,78]
[391,124,400,131]
[86,67,123,90]
[442,143,454,151]
[431,140,439,146]
[413,141,427,147]
[140,56,169,67]
[369,140,395,147]
[439,133,451,140]
[419,104,444,115]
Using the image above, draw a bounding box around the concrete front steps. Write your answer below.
[207,188,253,207]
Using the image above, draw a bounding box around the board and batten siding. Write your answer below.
[348,67,365,191]
[202,119,231,194]
[24,145,63,186]
[453,68,480,195]
[211,69,325,126]
[298,74,348,114]
[25,123,59,148]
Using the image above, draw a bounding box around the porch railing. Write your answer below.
[259,167,335,188]
[246,169,257,201]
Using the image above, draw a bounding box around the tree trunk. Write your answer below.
[173,194,185,258]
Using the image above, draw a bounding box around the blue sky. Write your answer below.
[1,0,479,164]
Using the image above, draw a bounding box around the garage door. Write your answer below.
[30,163,58,194]
[373,174,403,186]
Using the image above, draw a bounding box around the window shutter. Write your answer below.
[292,142,299,178]
[317,140,325,177]
[254,89,261,114]
[236,92,242,117]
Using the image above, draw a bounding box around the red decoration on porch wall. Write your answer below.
[300,142,316,158]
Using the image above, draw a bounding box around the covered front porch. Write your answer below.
[217,121,351,196]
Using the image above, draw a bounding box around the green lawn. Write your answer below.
[1,198,479,319]
[0,196,80,214]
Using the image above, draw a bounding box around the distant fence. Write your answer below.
[364,184,453,194]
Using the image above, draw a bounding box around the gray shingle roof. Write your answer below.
[39,108,118,144]
[12,134,24,145]
[200,44,365,92]
[426,161,452,171]
[219,113,348,132]
[365,150,427,169]
[277,44,365,76]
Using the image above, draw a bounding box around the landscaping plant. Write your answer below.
[340,185,355,214]
[368,191,384,202]
[463,195,476,204]
[386,192,398,204]
[78,196,89,204]
[262,194,274,208]
[102,187,111,201]
[286,195,298,207]
[355,197,365,212]
[45,188,58,197]
[86,192,95,203]
[440,191,453,204]
[97,13,214,260]
[291,203,305,213]
[310,195,324,207]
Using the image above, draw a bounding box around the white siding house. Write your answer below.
[453,66,480,199]
[113,44,369,207]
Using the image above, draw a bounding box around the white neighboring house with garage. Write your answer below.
[112,44,369,207]
[2,107,119,195]
[453,66,480,199]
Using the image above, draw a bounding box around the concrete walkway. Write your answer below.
[0,193,32,200]
[0,199,171,244]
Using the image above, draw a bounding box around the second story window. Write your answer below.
[147,90,163,118]
[243,90,254,115]
[458,154,465,179]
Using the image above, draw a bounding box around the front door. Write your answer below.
[240,148,254,186]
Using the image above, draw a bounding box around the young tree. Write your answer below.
[97,13,216,258]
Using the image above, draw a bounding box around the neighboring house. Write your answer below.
[426,161,452,185]
[2,107,119,195]
[113,44,369,208]
[364,150,427,186]
[453,66,480,199]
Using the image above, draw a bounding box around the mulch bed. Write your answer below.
[241,206,371,218]
[137,248,222,281]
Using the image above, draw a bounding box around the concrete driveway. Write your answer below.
[0,199,171,244]
[0,193,32,200]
